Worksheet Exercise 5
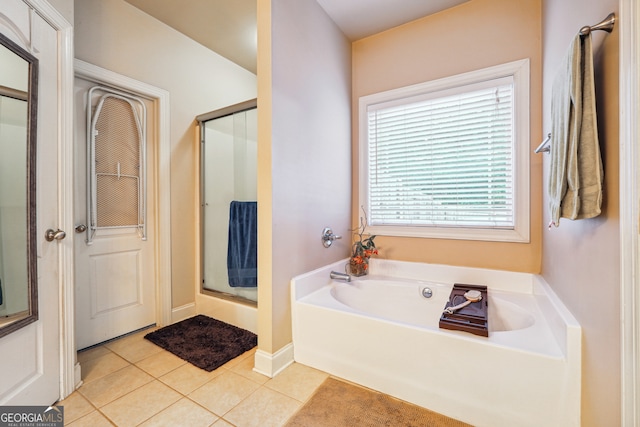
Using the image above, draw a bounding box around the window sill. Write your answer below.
[367,224,530,243]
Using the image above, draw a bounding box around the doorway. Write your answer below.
[198,100,258,304]
[73,61,172,350]
[73,83,156,349]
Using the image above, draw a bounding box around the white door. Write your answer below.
[74,80,157,350]
[0,1,63,405]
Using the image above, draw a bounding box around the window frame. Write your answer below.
[358,59,530,243]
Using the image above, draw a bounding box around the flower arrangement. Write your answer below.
[349,208,378,276]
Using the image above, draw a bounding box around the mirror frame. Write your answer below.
[0,32,39,338]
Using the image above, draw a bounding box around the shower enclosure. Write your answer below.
[198,100,257,304]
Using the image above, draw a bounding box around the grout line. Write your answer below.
[77,364,155,409]
[181,395,223,425]
[78,355,131,386]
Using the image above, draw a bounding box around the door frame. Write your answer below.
[73,59,172,365]
[620,0,640,424]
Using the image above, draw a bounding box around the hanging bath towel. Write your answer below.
[548,33,603,226]
[227,201,258,287]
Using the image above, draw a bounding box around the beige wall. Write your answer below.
[541,1,620,426]
[74,0,257,309]
[258,0,352,353]
[352,0,543,273]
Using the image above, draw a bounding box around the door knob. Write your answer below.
[45,229,66,242]
[75,224,87,233]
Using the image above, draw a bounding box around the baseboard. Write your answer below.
[253,343,294,378]
[171,303,196,324]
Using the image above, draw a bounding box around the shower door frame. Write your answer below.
[197,99,258,307]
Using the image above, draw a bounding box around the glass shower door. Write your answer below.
[200,104,257,303]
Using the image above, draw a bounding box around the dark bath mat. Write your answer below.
[144,315,257,371]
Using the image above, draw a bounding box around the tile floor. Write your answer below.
[59,328,330,426]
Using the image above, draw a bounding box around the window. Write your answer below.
[359,59,530,242]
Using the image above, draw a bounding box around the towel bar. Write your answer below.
[579,13,616,36]
[537,14,615,157]
[535,133,551,154]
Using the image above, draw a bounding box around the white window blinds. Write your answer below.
[359,59,530,242]
[367,81,514,228]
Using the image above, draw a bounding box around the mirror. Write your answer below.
[0,32,38,338]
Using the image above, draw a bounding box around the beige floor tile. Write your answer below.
[211,419,234,427]
[81,351,130,384]
[66,410,114,427]
[188,371,260,416]
[101,380,181,427]
[58,392,95,424]
[78,364,153,408]
[220,348,256,370]
[230,356,269,385]
[159,363,224,395]
[139,397,218,427]
[135,350,186,377]
[77,346,112,365]
[223,387,301,427]
[71,329,336,427]
[105,332,163,363]
[264,363,329,402]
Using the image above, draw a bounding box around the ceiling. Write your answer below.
[124,0,469,74]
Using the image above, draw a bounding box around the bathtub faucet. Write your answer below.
[330,271,351,282]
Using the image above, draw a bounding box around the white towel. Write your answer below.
[548,33,603,226]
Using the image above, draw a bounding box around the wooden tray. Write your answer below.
[439,283,488,337]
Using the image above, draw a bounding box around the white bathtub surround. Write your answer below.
[291,258,581,427]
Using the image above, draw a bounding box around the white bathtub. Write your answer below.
[291,259,581,427]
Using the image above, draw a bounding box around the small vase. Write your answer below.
[348,257,369,276]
